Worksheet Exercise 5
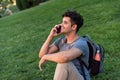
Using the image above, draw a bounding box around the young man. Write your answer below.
[39,10,90,80]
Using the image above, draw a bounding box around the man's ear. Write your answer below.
[72,24,77,30]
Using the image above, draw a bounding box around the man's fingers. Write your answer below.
[40,66,42,71]
[39,62,42,71]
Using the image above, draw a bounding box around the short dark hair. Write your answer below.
[62,10,84,32]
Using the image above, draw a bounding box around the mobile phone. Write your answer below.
[56,25,61,33]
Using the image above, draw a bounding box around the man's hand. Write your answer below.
[49,25,62,38]
[39,56,46,71]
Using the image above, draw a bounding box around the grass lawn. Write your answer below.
[0,0,120,80]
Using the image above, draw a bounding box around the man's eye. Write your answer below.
[64,22,67,24]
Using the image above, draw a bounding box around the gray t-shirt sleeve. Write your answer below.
[73,39,89,56]
[53,38,61,48]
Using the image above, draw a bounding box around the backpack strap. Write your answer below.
[78,58,87,80]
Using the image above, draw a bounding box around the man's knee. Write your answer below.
[57,62,72,69]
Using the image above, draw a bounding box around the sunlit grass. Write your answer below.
[0,0,120,80]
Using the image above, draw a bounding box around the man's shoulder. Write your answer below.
[56,36,66,42]
[75,37,87,45]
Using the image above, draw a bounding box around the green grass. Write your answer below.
[0,0,120,80]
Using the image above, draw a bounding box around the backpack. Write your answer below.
[79,35,105,79]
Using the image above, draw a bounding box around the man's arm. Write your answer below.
[39,25,61,58]
[39,47,82,67]
[38,35,58,58]
[39,47,82,70]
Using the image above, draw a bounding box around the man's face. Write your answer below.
[61,17,73,34]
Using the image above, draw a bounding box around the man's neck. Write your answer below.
[65,32,79,44]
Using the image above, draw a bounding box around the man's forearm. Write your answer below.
[39,35,53,58]
[42,48,82,63]
[42,51,68,63]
